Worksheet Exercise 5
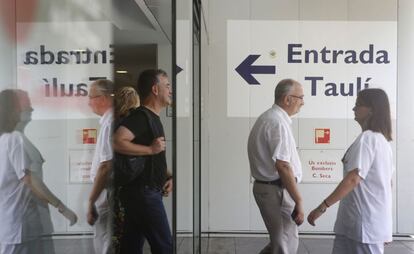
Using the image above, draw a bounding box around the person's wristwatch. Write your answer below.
[318,204,327,213]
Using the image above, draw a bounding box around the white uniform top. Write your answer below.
[90,109,113,182]
[248,104,302,182]
[0,131,42,244]
[334,130,394,244]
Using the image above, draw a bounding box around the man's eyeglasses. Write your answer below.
[289,95,304,100]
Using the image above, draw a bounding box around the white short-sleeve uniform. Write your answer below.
[333,130,393,254]
[248,104,302,254]
[0,131,43,254]
[90,109,113,254]
[20,133,56,253]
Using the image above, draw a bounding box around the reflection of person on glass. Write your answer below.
[308,89,393,254]
[86,79,114,254]
[112,86,139,251]
[114,86,140,128]
[0,89,77,254]
[113,69,173,253]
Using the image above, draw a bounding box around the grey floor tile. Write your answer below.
[234,237,269,254]
[301,238,334,254]
[178,237,194,254]
[47,238,94,254]
[384,241,414,254]
[38,236,414,254]
[177,236,186,250]
[297,240,309,254]
[201,237,209,253]
[400,241,414,252]
[208,237,236,254]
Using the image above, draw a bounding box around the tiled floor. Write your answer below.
[48,236,414,253]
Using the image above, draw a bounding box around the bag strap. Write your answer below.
[137,107,160,182]
[138,107,158,138]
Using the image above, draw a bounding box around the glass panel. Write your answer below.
[112,0,174,253]
[0,0,173,253]
[0,0,116,252]
[176,0,194,252]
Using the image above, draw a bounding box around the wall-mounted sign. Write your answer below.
[227,21,397,119]
[16,22,113,119]
[82,128,97,144]
[300,149,343,183]
[69,149,94,183]
[315,128,330,144]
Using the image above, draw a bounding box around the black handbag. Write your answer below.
[113,108,156,186]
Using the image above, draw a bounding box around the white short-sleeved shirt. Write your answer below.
[0,131,42,244]
[334,130,394,244]
[248,104,302,182]
[90,110,113,182]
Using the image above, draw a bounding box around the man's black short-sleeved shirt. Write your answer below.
[120,106,167,189]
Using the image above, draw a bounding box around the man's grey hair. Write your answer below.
[91,79,114,96]
[274,79,300,104]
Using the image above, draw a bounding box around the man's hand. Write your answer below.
[162,178,173,197]
[292,203,304,226]
[150,137,166,154]
[86,202,98,226]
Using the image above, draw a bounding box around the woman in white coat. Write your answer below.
[307,88,393,254]
[0,89,77,254]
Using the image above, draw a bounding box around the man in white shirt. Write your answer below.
[86,79,114,254]
[247,79,305,254]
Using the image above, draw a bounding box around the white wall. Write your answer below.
[396,0,414,234]
[204,0,414,234]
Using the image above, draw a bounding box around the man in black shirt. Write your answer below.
[113,69,173,253]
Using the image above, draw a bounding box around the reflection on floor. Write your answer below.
[48,237,414,253]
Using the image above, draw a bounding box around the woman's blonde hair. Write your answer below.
[114,86,140,119]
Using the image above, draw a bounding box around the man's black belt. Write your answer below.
[255,179,283,187]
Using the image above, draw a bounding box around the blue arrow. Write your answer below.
[235,55,276,85]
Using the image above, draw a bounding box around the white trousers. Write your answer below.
[94,189,112,254]
[332,235,384,254]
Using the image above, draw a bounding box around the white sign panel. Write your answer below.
[300,149,343,183]
[227,21,397,119]
[16,22,113,119]
[69,149,94,183]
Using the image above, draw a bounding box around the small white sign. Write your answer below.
[300,149,344,183]
[69,149,94,183]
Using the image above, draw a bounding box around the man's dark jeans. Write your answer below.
[120,185,173,254]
